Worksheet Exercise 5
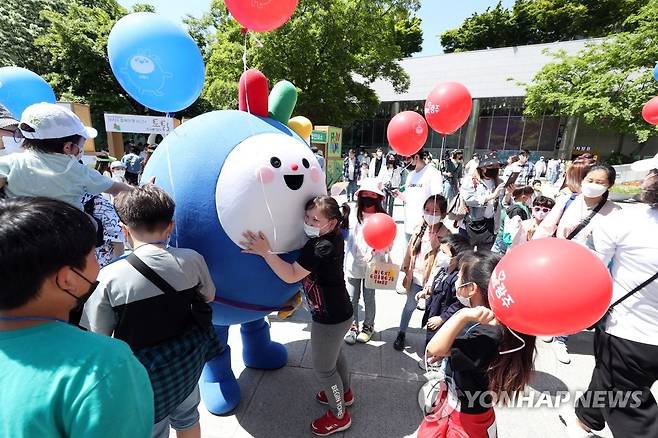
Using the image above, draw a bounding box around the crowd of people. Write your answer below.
[1,99,657,438]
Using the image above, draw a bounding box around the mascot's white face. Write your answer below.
[216,133,327,253]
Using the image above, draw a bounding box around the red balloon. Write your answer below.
[239,69,269,117]
[424,82,473,135]
[363,213,397,250]
[225,0,298,33]
[642,96,658,125]
[387,111,428,156]
[488,238,612,337]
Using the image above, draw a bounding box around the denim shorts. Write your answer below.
[151,385,201,438]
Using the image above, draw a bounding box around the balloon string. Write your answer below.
[499,326,526,355]
[241,30,278,248]
[163,112,179,248]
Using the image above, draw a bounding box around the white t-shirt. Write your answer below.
[590,205,658,345]
[403,165,443,234]
[0,150,114,209]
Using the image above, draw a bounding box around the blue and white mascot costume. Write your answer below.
[142,69,326,414]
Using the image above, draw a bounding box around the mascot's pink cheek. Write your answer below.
[256,166,275,184]
[311,166,322,183]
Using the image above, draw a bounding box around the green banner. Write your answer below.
[311,130,327,143]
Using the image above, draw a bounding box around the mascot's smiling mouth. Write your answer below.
[284,174,304,190]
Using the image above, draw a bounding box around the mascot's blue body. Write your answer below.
[142,72,326,414]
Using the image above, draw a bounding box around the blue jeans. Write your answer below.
[152,386,200,438]
[399,283,423,334]
[347,180,358,201]
[443,180,457,202]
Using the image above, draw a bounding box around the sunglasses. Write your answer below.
[533,206,551,213]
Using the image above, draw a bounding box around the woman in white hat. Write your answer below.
[343,178,389,344]
[110,160,128,184]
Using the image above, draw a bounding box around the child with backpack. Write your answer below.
[81,185,221,438]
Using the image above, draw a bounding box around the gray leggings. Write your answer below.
[346,277,376,327]
[311,318,352,418]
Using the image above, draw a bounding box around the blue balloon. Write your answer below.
[107,13,205,113]
[654,63,658,82]
[0,67,57,119]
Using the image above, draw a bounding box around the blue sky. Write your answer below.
[117,0,515,55]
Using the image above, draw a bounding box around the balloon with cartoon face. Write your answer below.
[141,70,326,414]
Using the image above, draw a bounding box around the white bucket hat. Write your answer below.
[631,153,658,172]
[19,103,97,140]
[110,160,126,170]
[356,178,385,197]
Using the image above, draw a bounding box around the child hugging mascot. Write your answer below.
[142,69,326,414]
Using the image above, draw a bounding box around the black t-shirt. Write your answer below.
[447,323,504,414]
[296,232,353,324]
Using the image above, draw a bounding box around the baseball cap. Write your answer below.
[478,152,503,169]
[0,104,19,130]
[110,160,126,169]
[19,103,98,140]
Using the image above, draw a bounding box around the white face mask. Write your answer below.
[456,282,474,307]
[581,182,608,198]
[112,169,126,178]
[434,252,451,269]
[304,222,330,238]
[424,214,443,226]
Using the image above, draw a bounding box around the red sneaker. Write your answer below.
[316,388,354,406]
[311,410,352,436]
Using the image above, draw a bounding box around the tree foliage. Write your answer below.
[524,0,658,143]
[441,0,645,53]
[190,0,423,127]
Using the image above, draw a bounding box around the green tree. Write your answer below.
[524,0,658,145]
[0,0,67,74]
[193,0,423,127]
[441,0,644,53]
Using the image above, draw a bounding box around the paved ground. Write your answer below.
[180,185,655,438]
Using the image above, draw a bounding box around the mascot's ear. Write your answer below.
[239,69,269,117]
[269,80,297,125]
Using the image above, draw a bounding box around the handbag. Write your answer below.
[365,254,400,290]
[446,192,468,221]
[588,270,658,331]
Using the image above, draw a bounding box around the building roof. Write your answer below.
[370,39,601,102]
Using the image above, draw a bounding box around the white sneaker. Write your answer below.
[554,341,571,364]
[344,326,358,345]
[559,409,594,438]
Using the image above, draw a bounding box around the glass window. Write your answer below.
[475,117,492,150]
[522,118,541,151]
[505,116,523,151]
[373,119,386,148]
[489,117,508,151]
[539,116,560,151]
[353,121,363,147]
[362,120,374,147]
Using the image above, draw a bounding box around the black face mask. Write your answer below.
[359,197,380,209]
[483,168,499,179]
[58,268,99,325]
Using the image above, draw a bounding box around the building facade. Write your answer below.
[343,39,658,162]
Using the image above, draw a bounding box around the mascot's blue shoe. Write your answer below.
[200,345,242,415]
[241,318,287,370]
